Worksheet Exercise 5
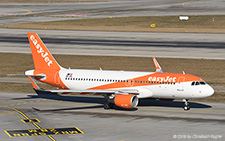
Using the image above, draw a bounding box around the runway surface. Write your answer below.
[1,0,225,25]
[1,28,225,59]
[1,35,225,49]
[0,92,224,141]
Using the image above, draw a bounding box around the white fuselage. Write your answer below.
[58,68,214,99]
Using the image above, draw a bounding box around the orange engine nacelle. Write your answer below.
[114,95,139,109]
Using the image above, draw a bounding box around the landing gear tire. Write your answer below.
[104,103,110,109]
[183,105,190,111]
[104,103,114,109]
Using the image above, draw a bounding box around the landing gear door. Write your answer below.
[177,77,185,91]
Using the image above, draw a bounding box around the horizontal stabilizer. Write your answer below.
[8,74,45,78]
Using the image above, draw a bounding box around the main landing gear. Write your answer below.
[104,102,114,109]
[104,94,115,110]
[183,99,190,111]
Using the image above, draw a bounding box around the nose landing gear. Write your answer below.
[183,99,190,111]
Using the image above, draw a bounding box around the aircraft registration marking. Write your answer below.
[5,127,84,138]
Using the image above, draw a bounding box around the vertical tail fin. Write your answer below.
[27,33,61,70]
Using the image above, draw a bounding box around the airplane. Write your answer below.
[24,33,214,111]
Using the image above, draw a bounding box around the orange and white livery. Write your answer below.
[25,33,214,111]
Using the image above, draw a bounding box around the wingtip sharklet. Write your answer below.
[152,56,163,73]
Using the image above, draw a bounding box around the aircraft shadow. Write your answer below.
[29,93,107,104]
[31,93,211,109]
[11,93,212,110]
[32,105,103,112]
[139,99,212,109]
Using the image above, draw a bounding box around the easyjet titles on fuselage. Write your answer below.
[148,76,176,82]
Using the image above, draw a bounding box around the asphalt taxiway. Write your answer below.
[1,0,225,25]
[0,92,224,141]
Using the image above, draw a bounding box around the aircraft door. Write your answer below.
[54,71,60,85]
[177,77,185,91]
[125,79,134,87]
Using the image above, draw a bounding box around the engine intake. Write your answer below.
[114,94,139,109]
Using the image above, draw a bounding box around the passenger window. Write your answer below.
[191,81,195,86]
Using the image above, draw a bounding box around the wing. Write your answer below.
[48,89,139,95]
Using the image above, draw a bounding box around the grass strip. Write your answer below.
[1,53,225,85]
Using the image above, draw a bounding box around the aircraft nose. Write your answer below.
[206,85,214,97]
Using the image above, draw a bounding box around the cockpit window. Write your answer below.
[196,82,200,85]
[191,81,206,86]
[200,81,206,85]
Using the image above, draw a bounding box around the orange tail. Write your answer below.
[27,33,61,71]
[27,33,67,89]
